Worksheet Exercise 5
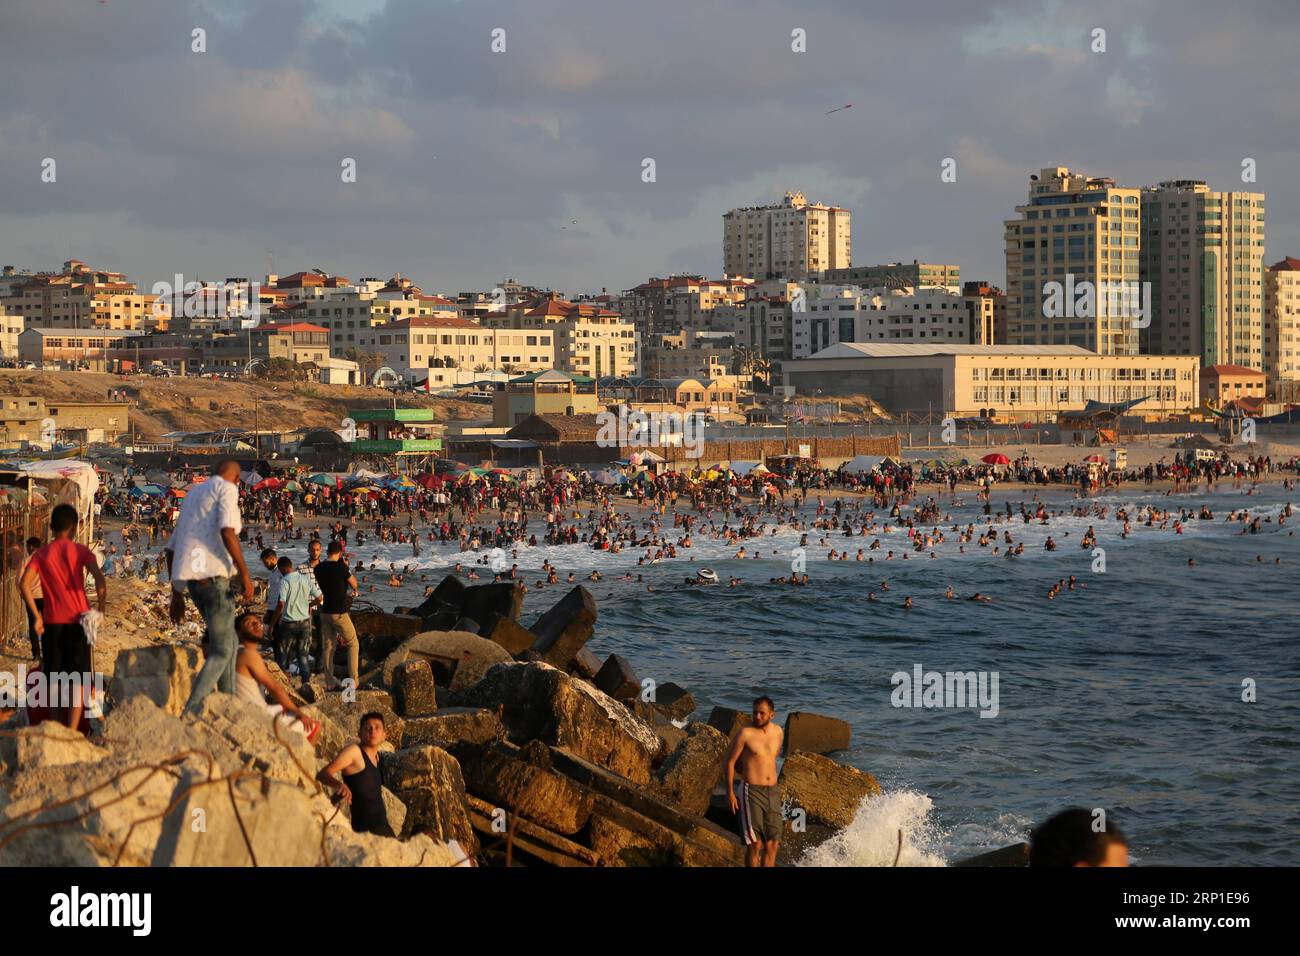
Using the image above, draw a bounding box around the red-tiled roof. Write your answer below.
[1269,256,1300,272]
[253,322,329,333]
[1203,364,1264,376]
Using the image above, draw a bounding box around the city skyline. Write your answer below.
[2,0,1297,294]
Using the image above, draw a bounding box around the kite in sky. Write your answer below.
[825,104,852,114]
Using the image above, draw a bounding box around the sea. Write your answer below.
[122,479,1300,866]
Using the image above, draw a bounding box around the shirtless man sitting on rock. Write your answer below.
[723,696,784,867]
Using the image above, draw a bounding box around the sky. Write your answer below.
[1,0,1297,298]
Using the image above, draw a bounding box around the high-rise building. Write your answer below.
[723,191,850,280]
[1140,180,1265,369]
[1265,257,1300,401]
[1004,167,1142,355]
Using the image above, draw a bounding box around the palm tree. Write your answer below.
[473,363,489,373]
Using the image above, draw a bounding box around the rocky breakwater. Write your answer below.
[0,574,1000,867]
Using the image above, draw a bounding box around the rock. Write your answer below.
[459,741,594,835]
[706,706,751,740]
[650,722,728,816]
[528,586,596,669]
[384,744,477,856]
[403,707,504,751]
[458,662,658,784]
[952,842,1031,867]
[465,794,597,867]
[191,694,319,788]
[351,611,426,661]
[451,616,480,635]
[312,689,405,749]
[152,771,323,866]
[551,747,745,866]
[587,804,680,867]
[392,659,438,717]
[324,824,469,867]
[778,751,880,829]
[341,785,408,840]
[569,647,601,681]
[483,617,536,657]
[630,699,685,760]
[107,645,204,717]
[0,721,107,773]
[783,712,851,755]
[459,582,524,629]
[380,631,512,691]
[594,654,640,700]
[650,683,696,722]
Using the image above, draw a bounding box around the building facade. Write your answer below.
[821,260,960,290]
[1140,180,1266,369]
[723,191,851,280]
[788,285,980,358]
[1263,257,1300,400]
[783,343,1199,419]
[1004,167,1142,355]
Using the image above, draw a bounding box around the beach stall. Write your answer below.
[841,454,886,474]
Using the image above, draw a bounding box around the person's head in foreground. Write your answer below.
[1029,807,1129,867]
[235,611,263,645]
[752,695,774,729]
[359,711,386,749]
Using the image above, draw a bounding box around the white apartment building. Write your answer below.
[788,285,979,358]
[1265,257,1300,401]
[723,191,851,280]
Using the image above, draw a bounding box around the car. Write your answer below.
[149,366,175,377]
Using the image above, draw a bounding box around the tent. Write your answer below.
[17,460,101,540]
[729,460,761,477]
[841,454,885,474]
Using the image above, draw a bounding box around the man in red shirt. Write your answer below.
[19,504,107,730]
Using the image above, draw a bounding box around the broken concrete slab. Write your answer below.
[458,662,659,784]
[152,771,323,866]
[650,722,728,816]
[392,658,438,717]
[108,644,204,717]
[385,744,477,856]
[569,646,601,681]
[594,654,640,700]
[0,721,107,773]
[402,707,503,752]
[483,616,536,657]
[381,631,513,691]
[778,751,880,829]
[460,741,594,835]
[528,586,596,670]
[465,793,597,867]
[783,712,851,755]
[706,706,751,741]
[650,682,696,722]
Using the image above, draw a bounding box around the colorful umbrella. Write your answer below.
[307,474,336,486]
[982,454,1010,465]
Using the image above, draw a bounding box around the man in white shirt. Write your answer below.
[165,458,255,715]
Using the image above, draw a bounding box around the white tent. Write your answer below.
[18,460,101,542]
[841,454,886,474]
[728,460,761,476]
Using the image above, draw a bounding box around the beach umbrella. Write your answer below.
[283,480,303,492]
[414,472,441,489]
[168,487,187,498]
[1084,454,1107,464]
[306,473,336,486]
[981,453,1010,465]
[252,477,284,491]
[129,484,165,498]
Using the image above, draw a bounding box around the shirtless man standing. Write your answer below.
[723,696,784,867]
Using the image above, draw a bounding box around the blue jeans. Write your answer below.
[183,577,238,715]
[279,619,312,680]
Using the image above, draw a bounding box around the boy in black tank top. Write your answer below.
[318,712,389,834]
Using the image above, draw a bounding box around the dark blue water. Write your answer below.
[505,484,1300,866]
